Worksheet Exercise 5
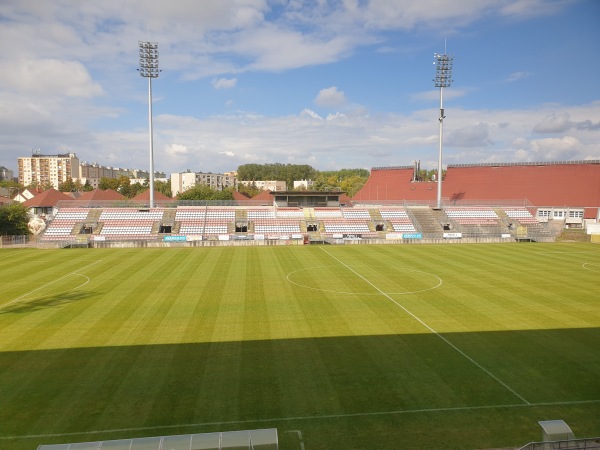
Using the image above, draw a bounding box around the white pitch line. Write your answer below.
[0,259,102,310]
[319,247,531,405]
[3,399,599,441]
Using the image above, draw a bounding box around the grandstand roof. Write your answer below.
[79,188,125,201]
[132,189,171,202]
[352,161,600,208]
[22,188,71,207]
[251,190,274,203]
[233,190,250,201]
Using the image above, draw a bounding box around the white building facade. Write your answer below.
[18,153,80,189]
[171,171,238,197]
[239,180,287,191]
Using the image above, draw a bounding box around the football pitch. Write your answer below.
[0,243,599,449]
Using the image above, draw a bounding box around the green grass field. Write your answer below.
[0,243,599,449]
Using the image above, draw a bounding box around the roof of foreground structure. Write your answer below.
[352,160,600,208]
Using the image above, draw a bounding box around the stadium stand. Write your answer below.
[97,208,164,240]
[34,160,600,245]
[503,207,538,225]
[40,208,91,241]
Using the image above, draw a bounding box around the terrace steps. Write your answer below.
[409,206,443,238]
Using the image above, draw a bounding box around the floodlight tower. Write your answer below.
[433,50,453,210]
[138,41,160,208]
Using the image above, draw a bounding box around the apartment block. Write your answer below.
[239,180,287,191]
[171,171,238,197]
[18,153,80,189]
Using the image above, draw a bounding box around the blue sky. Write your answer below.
[0,0,599,177]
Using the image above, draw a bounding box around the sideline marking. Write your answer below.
[319,247,531,405]
[3,399,599,441]
[0,260,102,310]
[286,264,442,295]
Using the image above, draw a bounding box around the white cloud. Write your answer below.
[0,59,103,98]
[212,77,237,89]
[506,71,531,82]
[300,108,323,120]
[315,86,347,109]
[165,143,189,156]
[411,88,467,102]
[533,112,571,133]
[0,0,595,176]
[447,122,493,148]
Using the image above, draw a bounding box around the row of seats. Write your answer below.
[179,225,228,234]
[99,210,164,220]
[100,226,152,235]
[323,224,371,233]
[314,208,343,218]
[504,208,538,223]
[341,209,370,218]
[380,209,409,219]
[44,227,74,235]
[446,208,498,218]
[276,208,305,218]
[54,210,90,220]
[247,209,276,219]
[391,224,417,232]
[255,225,301,233]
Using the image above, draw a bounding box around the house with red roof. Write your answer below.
[79,188,126,202]
[132,189,172,204]
[22,189,72,217]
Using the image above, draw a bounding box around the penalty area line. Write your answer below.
[0,259,102,310]
[3,399,599,441]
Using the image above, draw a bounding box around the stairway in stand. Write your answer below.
[408,206,444,239]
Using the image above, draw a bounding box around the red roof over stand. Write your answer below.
[353,161,600,213]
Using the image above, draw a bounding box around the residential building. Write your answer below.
[239,180,287,192]
[17,152,166,190]
[18,152,80,189]
[1,166,14,181]
[293,179,314,189]
[171,171,238,197]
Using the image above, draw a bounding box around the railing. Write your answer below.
[0,235,32,247]
[519,437,600,450]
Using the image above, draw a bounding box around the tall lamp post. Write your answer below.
[138,41,160,208]
[433,51,453,210]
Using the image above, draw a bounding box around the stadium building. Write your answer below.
[23,159,600,246]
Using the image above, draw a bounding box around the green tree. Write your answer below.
[0,180,22,190]
[98,177,120,191]
[0,203,31,235]
[26,180,54,191]
[58,179,83,192]
[237,163,317,190]
[237,182,261,198]
[124,182,146,198]
[178,185,234,201]
[154,180,172,198]
[340,175,369,197]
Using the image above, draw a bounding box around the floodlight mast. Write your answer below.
[433,51,453,210]
[138,41,159,208]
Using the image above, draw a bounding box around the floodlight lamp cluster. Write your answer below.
[139,41,159,78]
[433,53,453,88]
